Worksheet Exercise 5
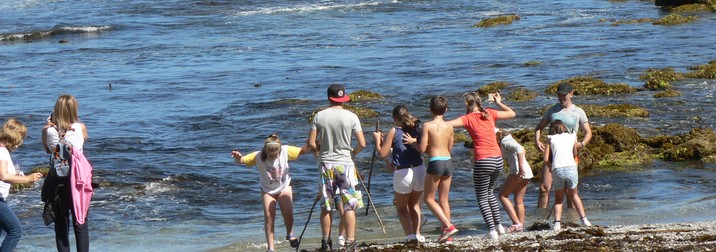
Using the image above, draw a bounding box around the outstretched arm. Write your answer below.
[493,93,516,119]
[374,128,394,160]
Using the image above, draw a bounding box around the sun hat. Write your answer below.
[557,83,573,95]
[327,84,350,103]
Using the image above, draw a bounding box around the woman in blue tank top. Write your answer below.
[373,105,426,244]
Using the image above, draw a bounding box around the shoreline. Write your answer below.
[350,221,716,251]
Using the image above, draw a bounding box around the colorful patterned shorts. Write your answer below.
[319,162,364,211]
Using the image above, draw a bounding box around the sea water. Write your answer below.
[1,0,715,251]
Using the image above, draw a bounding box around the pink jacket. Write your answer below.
[70,148,93,225]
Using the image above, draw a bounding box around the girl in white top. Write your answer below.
[231,134,311,252]
[544,120,591,231]
[0,118,43,251]
[496,128,534,233]
[41,94,90,252]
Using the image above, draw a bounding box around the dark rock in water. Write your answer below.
[655,0,700,6]
[58,39,68,43]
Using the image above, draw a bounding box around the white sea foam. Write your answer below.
[57,25,112,32]
[233,1,384,16]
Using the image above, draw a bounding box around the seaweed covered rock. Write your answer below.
[545,76,637,95]
[593,123,641,152]
[507,87,538,102]
[640,68,685,90]
[686,60,716,79]
[522,61,542,67]
[10,166,49,192]
[611,18,655,26]
[475,81,511,96]
[649,128,716,161]
[472,15,520,28]
[349,90,384,102]
[653,89,681,98]
[580,104,649,118]
[308,105,379,123]
[652,13,699,25]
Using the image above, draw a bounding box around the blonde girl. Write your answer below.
[231,134,311,252]
[0,118,43,251]
[42,94,90,252]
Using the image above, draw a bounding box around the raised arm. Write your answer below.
[493,93,516,119]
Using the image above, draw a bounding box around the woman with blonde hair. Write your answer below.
[231,134,311,252]
[0,118,43,251]
[42,94,90,252]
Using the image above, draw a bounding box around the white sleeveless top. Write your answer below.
[0,146,17,199]
[547,133,577,169]
[46,122,85,153]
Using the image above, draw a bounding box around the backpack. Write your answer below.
[50,129,73,177]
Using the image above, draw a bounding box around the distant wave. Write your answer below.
[0,25,112,42]
[233,1,389,16]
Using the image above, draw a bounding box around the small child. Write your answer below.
[496,128,534,233]
[231,134,311,252]
[543,120,591,231]
[0,118,44,251]
[374,105,425,244]
[403,96,457,243]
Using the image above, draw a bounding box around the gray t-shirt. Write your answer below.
[543,103,588,135]
[311,107,363,163]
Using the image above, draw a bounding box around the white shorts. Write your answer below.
[393,165,426,194]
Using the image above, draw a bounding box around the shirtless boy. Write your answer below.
[403,96,458,243]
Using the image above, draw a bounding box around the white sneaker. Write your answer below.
[552,221,561,231]
[581,217,592,227]
[496,224,506,235]
[416,234,425,243]
[485,230,499,240]
[338,235,345,247]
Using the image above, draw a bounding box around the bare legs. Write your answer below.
[394,190,423,239]
[423,174,452,229]
[261,186,294,251]
[498,174,529,225]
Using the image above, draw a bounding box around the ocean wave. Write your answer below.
[232,1,388,16]
[0,25,112,42]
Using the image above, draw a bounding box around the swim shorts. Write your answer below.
[426,158,453,177]
[319,162,363,211]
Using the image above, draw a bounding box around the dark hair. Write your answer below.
[392,105,420,132]
[549,120,568,135]
[463,92,488,118]
[260,133,281,161]
[429,96,448,115]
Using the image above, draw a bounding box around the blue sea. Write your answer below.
[1,0,715,251]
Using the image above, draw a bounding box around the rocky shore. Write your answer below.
[353,221,716,251]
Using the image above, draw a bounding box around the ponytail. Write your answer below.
[260,133,281,161]
[392,105,419,132]
[463,92,489,118]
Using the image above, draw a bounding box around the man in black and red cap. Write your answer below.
[307,84,366,251]
[534,82,592,210]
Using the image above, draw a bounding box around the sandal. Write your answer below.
[287,234,299,248]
